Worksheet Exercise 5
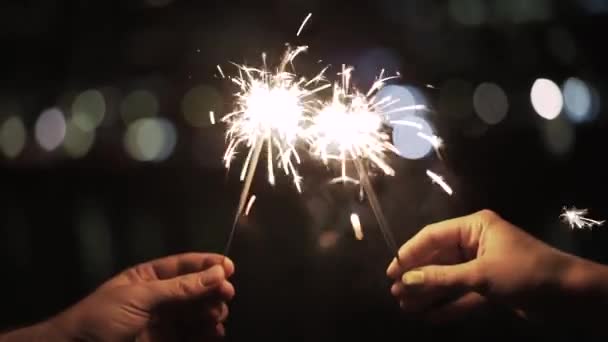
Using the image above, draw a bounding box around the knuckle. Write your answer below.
[175,277,196,298]
[477,209,497,222]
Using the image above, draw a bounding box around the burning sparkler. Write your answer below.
[560,206,604,230]
[304,65,431,258]
[220,14,330,256]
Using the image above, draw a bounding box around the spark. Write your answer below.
[245,195,257,216]
[305,65,404,183]
[560,207,604,230]
[426,170,453,195]
[350,213,364,240]
[217,65,225,79]
[221,44,329,256]
[297,13,312,37]
[304,65,420,259]
[222,45,329,193]
[209,111,216,125]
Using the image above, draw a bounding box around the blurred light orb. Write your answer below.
[448,0,485,26]
[562,77,594,124]
[124,118,177,162]
[0,116,26,159]
[181,85,222,127]
[63,119,95,158]
[530,78,563,120]
[392,115,434,160]
[121,90,159,124]
[376,85,428,125]
[473,82,509,125]
[35,108,66,151]
[72,89,106,132]
[543,118,575,157]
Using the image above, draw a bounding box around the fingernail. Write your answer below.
[402,270,424,286]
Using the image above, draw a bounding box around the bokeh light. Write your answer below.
[543,117,575,157]
[530,78,563,120]
[181,84,223,127]
[376,84,428,124]
[35,108,66,151]
[0,116,27,159]
[71,89,106,132]
[124,117,177,162]
[392,115,434,160]
[473,82,509,125]
[562,77,596,124]
[120,90,159,124]
[63,118,95,158]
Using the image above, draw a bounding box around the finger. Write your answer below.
[204,302,229,322]
[215,322,225,338]
[144,264,226,306]
[401,261,484,293]
[146,253,234,280]
[387,209,493,279]
[218,280,236,301]
[425,292,487,324]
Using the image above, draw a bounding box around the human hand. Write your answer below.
[49,253,235,341]
[386,209,580,323]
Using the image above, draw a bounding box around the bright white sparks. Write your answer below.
[209,111,216,125]
[350,213,363,240]
[306,66,403,182]
[560,207,604,230]
[426,170,453,195]
[297,13,312,37]
[245,195,257,216]
[221,46,329,192]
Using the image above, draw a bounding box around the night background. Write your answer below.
[1,0,608,340]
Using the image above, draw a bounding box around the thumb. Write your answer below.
[143,264,226,307]
[401,261,485,292]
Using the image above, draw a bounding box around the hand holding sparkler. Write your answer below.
[386,209,608,332]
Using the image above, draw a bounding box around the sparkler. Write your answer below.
[560,206,604,230]
[220,15,330,256]
[305,65,430,259]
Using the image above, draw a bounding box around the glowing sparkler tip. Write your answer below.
[560,206,604,230]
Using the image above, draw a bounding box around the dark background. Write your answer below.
[1,0,608,341]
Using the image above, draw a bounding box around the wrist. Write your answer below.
[46,308,93,342]
[559,254,608,297]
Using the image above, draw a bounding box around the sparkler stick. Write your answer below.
[354,159,400,259]
[223,140,263,256]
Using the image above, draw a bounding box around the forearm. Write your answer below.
[0,320,66,342]
[0,310,87,342]
[535,254,608,334]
